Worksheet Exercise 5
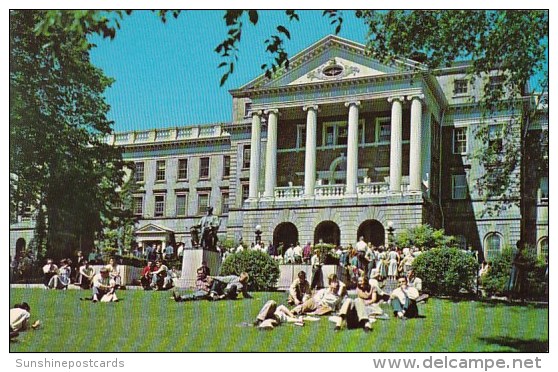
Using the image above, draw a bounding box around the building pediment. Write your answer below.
[236,35,426,92]
[136,223,173,234]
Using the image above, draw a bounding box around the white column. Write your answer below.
[248,110,262,199]
[264,109,279,198]
[408,94,424,192]
[303,105,318,197]
[388,96,404,192]
[345,101,360,195]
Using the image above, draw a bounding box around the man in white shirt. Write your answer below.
[284,244,295,264]
[356,236,367,253]
[293,242,303,263]
[42,258,58,288]
[92,267,118,302]
[292,274,347,315]
[390,276,419,319]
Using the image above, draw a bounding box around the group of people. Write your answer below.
[140,259,177,290]
[172,261,252,302]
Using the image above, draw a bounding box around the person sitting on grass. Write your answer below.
[172,262,213,302]
[106,257,123,288]
[150,260,173,290]
[10,302,41,339]
[390,276,419,320]
[292,273,347,316]
[79,260,96,289]
[42,258,58,288]
[334,275,381,332]
[287,270,311,306]
[140,261,155,290]
[91,267,118,303]
[208,272,252,300]
[253,300,304,330]
[47,259,71,290]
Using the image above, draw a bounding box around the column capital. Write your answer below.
[387,96,405,104]
[407,93,425,102]
[250,110,263,117]
[264,108,280,116]
[344,100,361,108]
[302,104,319,112]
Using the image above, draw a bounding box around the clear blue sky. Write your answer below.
[89,10,369,132]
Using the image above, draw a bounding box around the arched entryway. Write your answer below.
[273,222,299,250]
[357,220,385,247]
[15,238,26,258]
[314,221,341,246]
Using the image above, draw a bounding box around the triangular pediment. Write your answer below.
[238,35,426,90]
[136,223,173,234]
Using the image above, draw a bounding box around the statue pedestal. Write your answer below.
[175,249,222,289]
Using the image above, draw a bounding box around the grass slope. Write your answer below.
[9,289,548,352]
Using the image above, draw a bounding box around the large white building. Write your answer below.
[10,35,549,262]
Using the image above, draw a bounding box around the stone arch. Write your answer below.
[357,220,385,247]
[15,238,26,258]
[273,222,299,250]
[314,220,341,246]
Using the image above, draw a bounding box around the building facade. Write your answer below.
[10,35,548,262]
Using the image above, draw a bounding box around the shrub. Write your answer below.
[394,224,456,250]
[482,247,548,299]
[314,243,339,265]
[412,248,478,296]
[219,250,280,291]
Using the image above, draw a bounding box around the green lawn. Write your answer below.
[9,288,548,352]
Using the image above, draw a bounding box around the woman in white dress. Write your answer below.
[377,247,388,279]
[387,247,399,280]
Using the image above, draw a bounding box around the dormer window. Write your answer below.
[454,79,468,95]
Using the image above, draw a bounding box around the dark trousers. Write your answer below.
[311,266,323,289]
[391,298,419,318]
[43,273,55,287]
[210,281,238,299]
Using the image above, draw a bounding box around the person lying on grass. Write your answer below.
[10,302,41,339]
[172,262,214,302]
[291,273,347,316]
[253,300,305,330]
[208,272,252,300]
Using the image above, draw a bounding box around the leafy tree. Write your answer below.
[394,224,456,250]
[10,10,126,258]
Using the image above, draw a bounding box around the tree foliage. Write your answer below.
[10,10,127,258]
[394,224,456,250]
[219,250,280,291]
[412,248,478,296]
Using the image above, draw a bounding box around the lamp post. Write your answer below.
[255,225,262,245]
[387,221,395,246]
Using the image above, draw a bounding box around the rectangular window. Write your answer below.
[454,79,468,95]
[488,124,503,152]
[156,160,166,182]
[452,174,467,200]
[244,102,252,118]
[223,156,231,178]
[453,127,468,154]
[176,194,187,216]
[134,162,144,183]
[375,118,391,143]
[199,157,210,179]
[197,193,209,215]
[177,159,188,180]
[154,194,165,217]
[296,125,306,148]
[221,192,230,214]
[324,125,335,146]
[133,196,143,216]
[241,184,250,201]
[337,125,348,146]
[242,145,251,169]
[322,121,361,147]
[489,75,505,92]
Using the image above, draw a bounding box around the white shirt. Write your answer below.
[10,308,30,331]
[293,245,303,257]
[356,240,367,252]
[42,263,58,274]
[391,286,419,303]
[369,278,385,296]
[285,247,295,260]
[236,245,244,253]
[92,274,116,290]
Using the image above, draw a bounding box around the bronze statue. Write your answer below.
[191,206,220,250]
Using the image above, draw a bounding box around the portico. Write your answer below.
[247,94,426,202]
